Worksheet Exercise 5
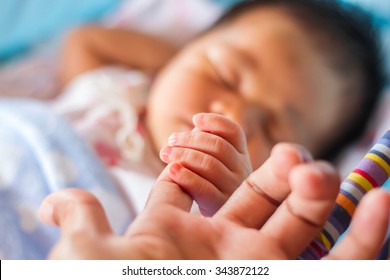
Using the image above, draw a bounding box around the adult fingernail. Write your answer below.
[38,201,55,226]
[193,113,206,126]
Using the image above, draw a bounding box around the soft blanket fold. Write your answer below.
[0,99,133,259]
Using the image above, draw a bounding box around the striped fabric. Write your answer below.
[301,129,390,259]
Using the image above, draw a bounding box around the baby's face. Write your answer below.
[146,7,352,169]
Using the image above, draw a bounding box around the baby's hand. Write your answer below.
[159,113,252,216]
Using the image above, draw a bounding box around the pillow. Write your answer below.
[0,0,120,60]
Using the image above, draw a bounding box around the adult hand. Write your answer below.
[39,144,390,259]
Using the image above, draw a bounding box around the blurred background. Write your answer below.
[0,0,389,66]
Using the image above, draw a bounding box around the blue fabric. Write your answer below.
[0,99,132,259]
[209,0,241,7]
[340,0,390,27]
[0,0,121,60]
[1,0,389,62]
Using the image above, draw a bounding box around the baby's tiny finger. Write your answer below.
[165,131,250,175]
[160,146,241,194]
[193,113,248,155]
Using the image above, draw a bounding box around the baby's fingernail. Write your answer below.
[168,133,178,146]
[160,147,172,161]
[170,163,182,176]
[193,113,206,126]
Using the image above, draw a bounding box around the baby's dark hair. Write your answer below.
[215,0,386,160]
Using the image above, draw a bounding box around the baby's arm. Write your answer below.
[60,25,178,85]
[160,113,252,216]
